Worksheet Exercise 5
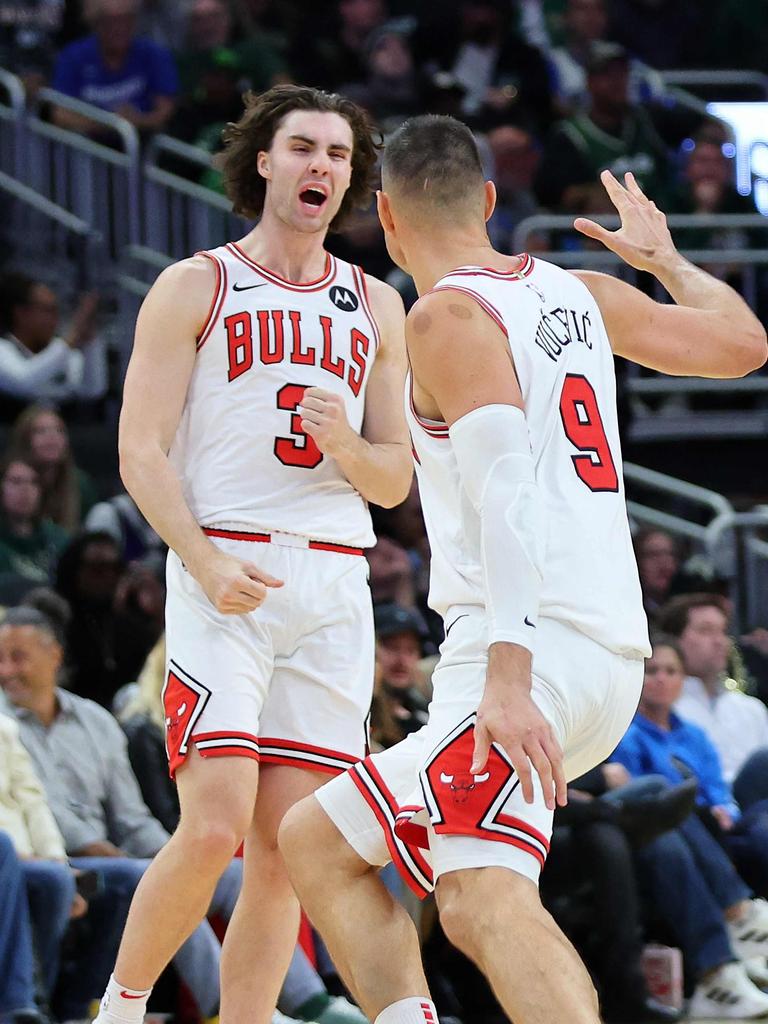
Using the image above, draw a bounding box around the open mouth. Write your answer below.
[299,186,328,211]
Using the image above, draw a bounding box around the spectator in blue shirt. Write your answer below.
[613,636,768,1017]
[52,0,178,136]
[614,633,768,896]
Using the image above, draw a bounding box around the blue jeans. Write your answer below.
[732,748,768,811]
[0,831,36,1017]
[637,813,749,976]
[23,859,76,996]
[724,797,768,898]
[58,856,242,1019]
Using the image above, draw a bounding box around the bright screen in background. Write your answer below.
[707,102,768,215]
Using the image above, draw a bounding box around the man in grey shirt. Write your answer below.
[0,607,240,1023]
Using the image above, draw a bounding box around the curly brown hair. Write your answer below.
[216,84,382,232]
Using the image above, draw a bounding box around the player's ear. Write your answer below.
[484,180,497,223]
[376,190,395,233]
[257,150,271,180]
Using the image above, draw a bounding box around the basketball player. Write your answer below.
[94,86,411,1024]
[278,115,768,1024]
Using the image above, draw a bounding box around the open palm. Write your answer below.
[574,170,677,273]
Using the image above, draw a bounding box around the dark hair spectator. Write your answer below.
[373,602,429,743]
[55,531,163,707]
[634,528,681,622]
[8,405,99,532]
[0,275,106,424]
[535,42,673,212]
[342,19,424,134]
[51,0,179,137]
[0,456,69,588]
[291,0,388,92]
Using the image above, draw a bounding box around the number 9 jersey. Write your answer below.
[407,255,651,659]
[169,243,378,549]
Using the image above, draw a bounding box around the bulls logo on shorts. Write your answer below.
[162,661,212,777]
[420,715,550,868]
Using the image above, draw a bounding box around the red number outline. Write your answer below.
[274,383,324,469]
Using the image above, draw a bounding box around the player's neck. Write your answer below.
[409,240,521,296]
[236,212,329,284]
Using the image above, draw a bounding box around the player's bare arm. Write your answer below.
[119,257,283,614]
[574,170,767,377]
[298,276,412,508]
[406,290,567,810]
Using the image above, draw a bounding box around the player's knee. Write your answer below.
[176,814,245,868]
[436,874,479,957]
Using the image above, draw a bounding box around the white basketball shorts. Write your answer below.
[163,526,374,778]
[315,609,643,897]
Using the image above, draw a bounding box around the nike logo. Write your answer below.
[232,281,267,291]
[524,616,536,628]
[120,992,145,1000]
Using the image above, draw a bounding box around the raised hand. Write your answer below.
[574,170,677,273]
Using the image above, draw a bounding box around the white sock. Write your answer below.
[374,997,438,1024]
[96,974,153,1022]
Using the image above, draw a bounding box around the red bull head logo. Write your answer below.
[440,770,491,804]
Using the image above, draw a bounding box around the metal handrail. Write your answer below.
[626,501,709,542]
[628,377,768,395]
[0,168,99,237]
[660,70,768,98]
[147,133,217,170]
[513,213,768,254]
[624,462,733,518]
[34,87,140,162]
[0,67,25,114]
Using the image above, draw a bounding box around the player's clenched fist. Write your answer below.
[299,386,354,457]
[192,547,283,615]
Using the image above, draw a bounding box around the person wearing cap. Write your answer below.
[535,40,673,213]
[374,604,429,746]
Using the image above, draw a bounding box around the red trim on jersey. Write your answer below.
[351,265,381,351]
[450,254,534,280]
[186,730,261,766]
[258,738,360,775]
[227,243,337,292]
[430,285,508,338]
[408,375,449,439]
[203,527,271,543]
[202,526,363,556]
[195,252,228,350]
[495,813,551,853]
[307,540,364,556]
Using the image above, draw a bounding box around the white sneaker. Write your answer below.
[731,901,768,961]
[688,961,768,1019]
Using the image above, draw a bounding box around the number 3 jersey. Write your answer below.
[169,243,378,547]
[407,255,650,658]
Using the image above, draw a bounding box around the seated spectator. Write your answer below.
[414,0,554,134]
[614,632,768,905]
[0,275,107,424]
[535,42,673,212]
[291,0,388,92]
[666,138,760,286]
[55,531,163,706]
[660,594,768,809]
[486,123,542,251]
[84,491,164,563]
[373,602,429,741]
[119,635,367,1024]
[0,457,69,587]
[342,19,424,135]
[612,637,768,1016]
[52,0,178,136]
[0,607,241,1023]
[0,829,48,1024]
[634,528,681,624]
[547,0,665,115]
[9,405,98,532]
[0,0,65,95]
[0,712,85,1017]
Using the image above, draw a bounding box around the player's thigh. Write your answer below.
[176,744,260,841]
[165,547,278,777]
[261,553,374,770]
[251,763,328,854]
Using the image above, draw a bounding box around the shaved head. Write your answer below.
[382,115,486,222]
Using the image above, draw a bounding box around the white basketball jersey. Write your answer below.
[169,243,378,547]
[407,255,650,658]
